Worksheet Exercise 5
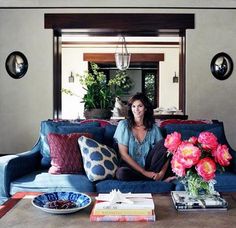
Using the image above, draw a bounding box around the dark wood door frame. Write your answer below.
[83,53,164,63]
[44,13,195,119]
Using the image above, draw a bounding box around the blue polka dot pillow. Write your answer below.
[78,136,118,182]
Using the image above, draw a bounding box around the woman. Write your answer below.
[114,92,174,182]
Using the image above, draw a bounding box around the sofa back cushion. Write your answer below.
[161,123,224,140]
[47,132,92,174]
[40,120,103,168]
[103,124,117,149]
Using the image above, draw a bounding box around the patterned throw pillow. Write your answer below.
[78,136,118,182]
[47,133,92,174]
[40,120,102,168]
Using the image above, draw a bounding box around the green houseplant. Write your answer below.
[63,62,133,119]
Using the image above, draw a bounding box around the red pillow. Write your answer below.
[159,119,210,127]
[80,119,111,127]
[47,133,92,174]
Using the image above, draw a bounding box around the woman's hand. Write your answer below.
[142,170,159,179]
[152,159,170,181]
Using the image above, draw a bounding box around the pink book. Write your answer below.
[90,208,156,222]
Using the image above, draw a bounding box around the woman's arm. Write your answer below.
[118,143,157,179]
[152,159,169,180]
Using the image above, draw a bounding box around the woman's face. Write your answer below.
[131,99,146,119]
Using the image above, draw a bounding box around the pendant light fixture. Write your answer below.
[115,36,131,71]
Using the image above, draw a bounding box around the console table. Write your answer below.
[154,114,188,120]
[0,192,235,227]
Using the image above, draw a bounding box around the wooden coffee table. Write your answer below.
[0,192,236,228]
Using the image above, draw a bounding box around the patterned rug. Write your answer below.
[0,197,8,206]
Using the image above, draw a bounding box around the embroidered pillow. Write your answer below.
[47,133,92,174]
[78,136,118,182]
[40,120,101,168]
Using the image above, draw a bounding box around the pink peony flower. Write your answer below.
[198,131,218,151]
[171,154,186,177]
[176,142,201,168]
[213,144,232,166]
[165,131,231,185]
[188,136,198,145]
[164,132,182,153]
[196,157,216,181]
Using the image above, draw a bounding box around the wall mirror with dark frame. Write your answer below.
[210,52,234,80]
[5,51,28,79]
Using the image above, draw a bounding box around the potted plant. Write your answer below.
[63,62,133,119]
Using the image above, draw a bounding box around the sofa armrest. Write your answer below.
[0,141,41,198]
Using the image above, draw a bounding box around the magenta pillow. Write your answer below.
[47,133,92,174]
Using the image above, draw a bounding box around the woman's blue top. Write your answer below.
[113,119,163,167]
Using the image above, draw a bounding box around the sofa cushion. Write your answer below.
[47,133,92,174]
[162,123,223,139]
[78,136,118,182]
[96,179,175,193]
[103,124,117,149]
[10,170,95,195]
[40,120,103,168]
[214,171,236,192]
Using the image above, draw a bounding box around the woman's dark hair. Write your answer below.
[127,92,155,130]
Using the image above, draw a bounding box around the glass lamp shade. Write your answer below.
[115,52,131,71]
[115,36,131,71]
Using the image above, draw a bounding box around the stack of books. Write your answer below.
[171,191,228,211]
[90,193,155,222]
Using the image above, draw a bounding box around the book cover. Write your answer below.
[93,208,153,216]
[171,191,228,211]
[94,198,154,210]
[90,208,156,222]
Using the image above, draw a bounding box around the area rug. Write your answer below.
[0,197,8,206]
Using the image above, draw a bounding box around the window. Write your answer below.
[142,69,158,108]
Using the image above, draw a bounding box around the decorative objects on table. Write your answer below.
[32,192,91,214]
[171,191,228,211]
[5,51,28,79]
[115,36,131,71]
[90,190,155,222]
[164,131,232,198]
[111,96,128,118]
[210,52,234,80]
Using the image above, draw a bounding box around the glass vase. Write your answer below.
[183,175,217,199]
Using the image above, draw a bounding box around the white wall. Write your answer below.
[0,9,53,153]
[186,10,236,149]
[0,4,236,154]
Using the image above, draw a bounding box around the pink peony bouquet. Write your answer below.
[164,131,232,196]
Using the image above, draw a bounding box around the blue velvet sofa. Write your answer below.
[0,119,236,200]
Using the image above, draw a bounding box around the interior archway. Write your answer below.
[44,13,195,118]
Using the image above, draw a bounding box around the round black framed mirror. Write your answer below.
[5,51,28,79]
[210,52,233,80]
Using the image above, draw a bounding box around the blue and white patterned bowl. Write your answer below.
[32,192,92,214]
